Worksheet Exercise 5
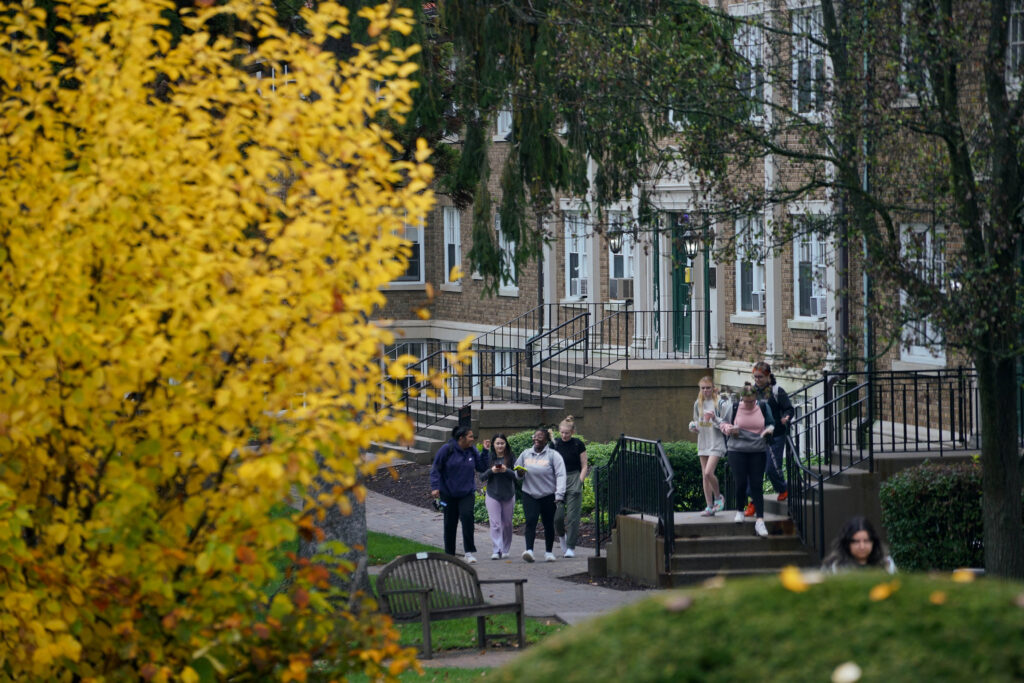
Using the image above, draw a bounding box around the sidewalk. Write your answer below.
[366,490,654,668]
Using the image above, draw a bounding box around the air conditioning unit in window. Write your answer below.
[751,290,765,313]
[809,295,826,318]
[571,277,589,298]
[609,277,634,300]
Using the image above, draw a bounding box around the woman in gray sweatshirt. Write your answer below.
[514,428,566,562]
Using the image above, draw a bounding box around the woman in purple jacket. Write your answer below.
[430,425,488,563]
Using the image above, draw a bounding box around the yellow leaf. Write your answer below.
[868,580,900,601]
[779,565,809,593]
[951,568,976,583]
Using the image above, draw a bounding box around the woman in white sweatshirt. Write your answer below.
[688,376,727,516]
[514,428,566,562]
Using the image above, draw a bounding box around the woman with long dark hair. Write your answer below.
[822,516,896,573]
[479,433,517,559]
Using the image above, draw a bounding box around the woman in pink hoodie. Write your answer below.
[719,383,775,537]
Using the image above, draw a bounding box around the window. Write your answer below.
[734,20,765,117]
[393,219,423,284]
[564,212,590,298]
[608,212,635,279]
[1009,1,1024,76]
[735,216,766,313]
[899,1,930,97]
[496,213,518,295]
[901,223,946,362]
[792,7,826,113]
[794,220,827,318]
[495,107,512,141]
[443,206,461,284]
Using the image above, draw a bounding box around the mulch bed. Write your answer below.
[365,461,650,591]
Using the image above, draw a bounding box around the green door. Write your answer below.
[671,224,692,352]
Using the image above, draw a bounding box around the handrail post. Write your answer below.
[584,312,590,366]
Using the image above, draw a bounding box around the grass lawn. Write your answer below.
[394,613,563,652]
[367,530,443,565]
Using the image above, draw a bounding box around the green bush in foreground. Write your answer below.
[492,572,1024,682]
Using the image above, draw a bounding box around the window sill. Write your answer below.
[558,298,589,307]
[891,93,921,109]
[730,313,765,326]
[440,282,462,293]
[383,282,427,291]
[498,287,519,298]
[893,356,946,371]
[787,318,826,331]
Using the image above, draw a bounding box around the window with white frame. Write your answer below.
[794,218,828,318]
[734,20,765,117]
[496,213,518,294]
[393,219,423,284]
[735,216,766,313]
[899,1,930,97]
[443,206,461,284]
[901,223,946,362]
[792,6,826,114]
[607,211,635,280]
[492,350,515,388]
[564,212,590,298]
[1009,1,1024,76]
[495,107,513,140]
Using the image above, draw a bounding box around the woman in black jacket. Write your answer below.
[753,361,793,504]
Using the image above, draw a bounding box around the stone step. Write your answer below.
[673,534,806,555]
[670,549,815,572]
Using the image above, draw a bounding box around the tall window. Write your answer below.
[735,216,766,313]
[495,107,512,140]
[794,219,827,318]
[564,212,590,298]
[393,220,423,284]
[792,7,826,114]
[901,223,946,362]
[443,206,461,284]
[1009,1,1024,75]
[734,20,765,117]
[496,213,517,295]
[899,1,930,97]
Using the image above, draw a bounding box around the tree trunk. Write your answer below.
[976,351,1024,578]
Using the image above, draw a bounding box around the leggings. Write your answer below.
[729,450,767,518]
[521,492,556,553]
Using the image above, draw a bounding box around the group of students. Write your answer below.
[429,416,587,564]
[688,361,793,538]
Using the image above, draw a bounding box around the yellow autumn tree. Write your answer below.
[0,0,456,679]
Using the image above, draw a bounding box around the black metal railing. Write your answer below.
[379,303,709,429]
[593,435,675,573]
[783,366,999,560]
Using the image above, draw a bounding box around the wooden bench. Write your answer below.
[376,552,527,659]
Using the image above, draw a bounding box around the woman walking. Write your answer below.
[688,377,727,516]
[719,383,775,538]
[429,425,487,563]
[552,416,588,557]
[752,361,793,505]
[514,428,566,562]
[479,434,517,559]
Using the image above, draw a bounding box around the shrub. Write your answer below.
[879,461,989,571]
[491,572,1024,681]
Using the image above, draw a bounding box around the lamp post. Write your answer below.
[680,218,714,364]
[608,228,623,255]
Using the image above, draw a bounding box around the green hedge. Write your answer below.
[879,461,986,571]
[474,432,731,528]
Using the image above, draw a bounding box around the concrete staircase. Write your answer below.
[605,500,818,587]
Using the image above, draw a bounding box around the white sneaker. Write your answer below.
[544,552,556,562]
[522,549,535,563]
[733,511,744,523]
[491,552,500,560]
[754,519,768,538]
[564,548,575,558]
[558,536,567,554]
[464,552,477,564]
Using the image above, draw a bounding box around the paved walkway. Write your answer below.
[366,490,655,668]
